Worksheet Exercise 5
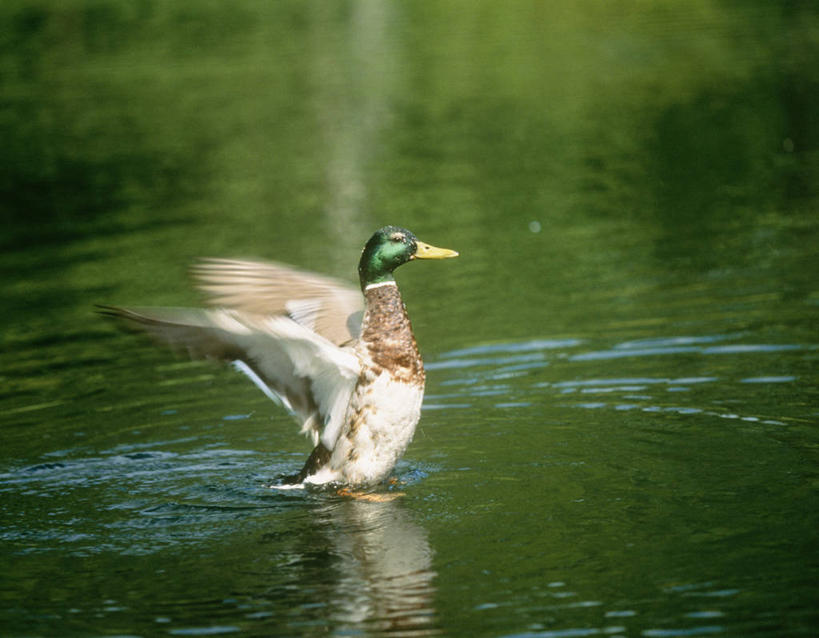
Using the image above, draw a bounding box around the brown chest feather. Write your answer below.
[361,285,425,384]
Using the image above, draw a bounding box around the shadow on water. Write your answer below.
[645,81,812,273]
[0,47,205,248]
[0,4,216,327]
[0,87,201,322]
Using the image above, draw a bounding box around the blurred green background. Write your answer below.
[2,1,816,336]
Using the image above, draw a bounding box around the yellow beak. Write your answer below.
[413,240,459,260]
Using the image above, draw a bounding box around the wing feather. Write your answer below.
[192,258,363,344]
[97,305,360,447]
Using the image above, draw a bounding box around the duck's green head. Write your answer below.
[358,226,458,290]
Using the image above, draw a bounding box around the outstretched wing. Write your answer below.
[192,258,364,345]
[97,305,360,448]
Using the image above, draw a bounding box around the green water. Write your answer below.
[2,2,818,636]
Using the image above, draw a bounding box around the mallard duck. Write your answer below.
[98,226,458,487]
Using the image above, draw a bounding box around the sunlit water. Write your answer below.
[2,327,816,636]
[2,2,818,637]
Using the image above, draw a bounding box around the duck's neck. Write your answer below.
[360,281,424,384]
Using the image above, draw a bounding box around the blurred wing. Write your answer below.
[97,305,360,447]
[192,258,364,344]
[258,316,361,451]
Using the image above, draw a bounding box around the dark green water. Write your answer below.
[2,2,818,636]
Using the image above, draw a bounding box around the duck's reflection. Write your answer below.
[312,495,439,636]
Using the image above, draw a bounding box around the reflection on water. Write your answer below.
[310,2,398,267]
[1,443,439,634]
[309,497,438,636]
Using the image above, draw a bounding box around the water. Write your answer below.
[2,2,818,636]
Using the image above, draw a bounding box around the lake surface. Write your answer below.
[1,2,817,636]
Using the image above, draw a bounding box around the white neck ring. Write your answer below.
[365,281,397,291]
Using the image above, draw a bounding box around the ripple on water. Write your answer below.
[0,445,307,555]
[426,335,809,428]
[572,340,808,362]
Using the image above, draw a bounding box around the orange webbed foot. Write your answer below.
[336,488,404,502]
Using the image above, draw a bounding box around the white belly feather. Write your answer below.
[305,372,424,486]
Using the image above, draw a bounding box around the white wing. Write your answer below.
[97,305,360,447]
[253,315,359,449]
